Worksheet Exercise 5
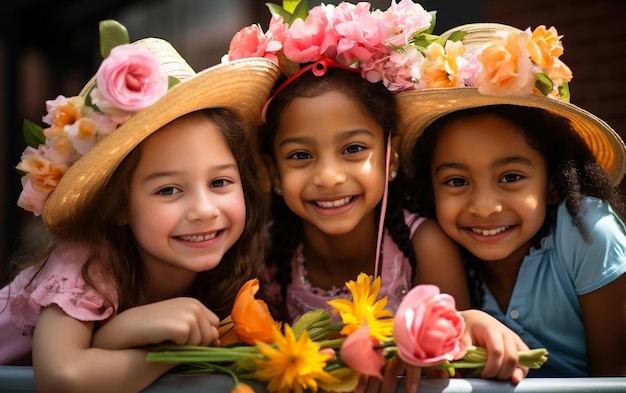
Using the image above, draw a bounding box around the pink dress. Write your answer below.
[0,241,117,365]
[260,211,425,323]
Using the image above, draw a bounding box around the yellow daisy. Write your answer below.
[328,273,394,341]
[253,324,339,393]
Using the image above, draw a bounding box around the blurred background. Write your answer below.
[1,0,625,275]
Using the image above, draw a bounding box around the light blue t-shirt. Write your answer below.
[481,197,626,377]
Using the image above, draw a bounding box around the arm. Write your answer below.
[33,298,221,393]
[411,219,470,309]
[580,273,626,376]
[92,297,220,350]
[33,305,174,393]
[411,219,528,383]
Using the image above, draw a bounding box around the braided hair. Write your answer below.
[260,67,417,318]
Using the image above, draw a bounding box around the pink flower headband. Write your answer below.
[223,0,572,101]
[16,20,179,216]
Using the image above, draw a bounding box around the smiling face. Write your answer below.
[430,113,550,264]
[123,111,246,285]
[271,90,390,236]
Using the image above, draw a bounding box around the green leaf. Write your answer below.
[534,72,553,96]
[559,81,571,103]
[168,76,181,89]
[447,30,466,43]
[283,0,305,14]
[265,2,291,19]
[291,0,310,23]
[426,11,437,35]
[99,20,130,58]
[266,0,309,25]
[22,119,45,148]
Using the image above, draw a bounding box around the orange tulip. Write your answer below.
[231,278,279,345]
[218,315,242,347]
[231,382,255,393]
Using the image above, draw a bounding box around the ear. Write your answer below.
[263,156,283,195]
[546,178,560,205]
[114,213,128,226]
[388,146,400,181]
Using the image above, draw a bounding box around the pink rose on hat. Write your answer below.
[90,44,168,122]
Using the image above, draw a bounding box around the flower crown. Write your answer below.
[224,0,571,100]
[16,20,179,216]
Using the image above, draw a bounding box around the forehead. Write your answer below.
[432,114,543,164]
[275,91,384,141]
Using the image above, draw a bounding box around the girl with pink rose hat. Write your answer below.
[0,20,280,392]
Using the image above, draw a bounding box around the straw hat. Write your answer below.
[396,23,626,185]
[30,37,280,231]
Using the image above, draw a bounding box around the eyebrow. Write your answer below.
[278,129,375,148]
[142,163,238,181]
[434,155,534,173]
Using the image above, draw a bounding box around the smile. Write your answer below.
[314,197,352,208]
[178,232,218,242]
[470,226,509,236]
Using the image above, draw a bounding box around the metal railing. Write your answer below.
[2,366,625,392]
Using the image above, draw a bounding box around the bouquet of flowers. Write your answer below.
[148,273,548,393]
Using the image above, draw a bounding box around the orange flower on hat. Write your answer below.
[475,30,535,96]
[422,39,467,88]
[527,25,563,66]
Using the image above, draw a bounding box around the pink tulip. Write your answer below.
[394,285,467,366]
[340,326,385,379]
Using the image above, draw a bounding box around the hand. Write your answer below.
[360,358,424,393]
[93,297,221,350]
[460,309,529,383]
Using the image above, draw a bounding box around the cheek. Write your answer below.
[226,191,247,231]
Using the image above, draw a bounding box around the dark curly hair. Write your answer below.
[259,66,417,320]
[406,104,626,308]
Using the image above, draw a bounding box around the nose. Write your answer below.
[467,185,503,217]
[311,158,347,188]
[186,189,219,221]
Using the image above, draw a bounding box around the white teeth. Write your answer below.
[471,226,508,236]
[180,232,217,242]
[315,197,352,208]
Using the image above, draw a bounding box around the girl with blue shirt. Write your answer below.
[397,23,626,377]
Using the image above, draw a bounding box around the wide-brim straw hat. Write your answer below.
[396,23,626,186]
[43,38,281,231]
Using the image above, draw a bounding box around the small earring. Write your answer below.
[390,170,397,179]
[274,187,282,195]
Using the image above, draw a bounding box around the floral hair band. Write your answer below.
[223,0,571,102]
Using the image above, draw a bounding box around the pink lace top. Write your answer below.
[0,241,118,365]
[260,210,425,323]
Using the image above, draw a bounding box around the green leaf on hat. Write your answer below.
[266,0,309,26]
[99,20,130,59]
[534,72,553,96]
[23,119,45,148]
[168,76,181,90]
[559,82,571,103]
[447,30,466,43]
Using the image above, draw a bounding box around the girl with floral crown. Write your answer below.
[397,22,626,376]
[0,20,280,393]
[224,1,531,388]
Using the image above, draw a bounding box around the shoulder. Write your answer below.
[552,197,626,294]
[554,197,626,244]
[411,218,454,248]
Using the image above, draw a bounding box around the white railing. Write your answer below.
[1,366,625,392]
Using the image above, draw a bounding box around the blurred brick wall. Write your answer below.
[484,0,626,194]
